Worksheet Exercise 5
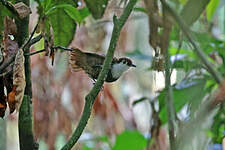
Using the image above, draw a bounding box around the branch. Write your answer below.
[53,46,73,52]
[0,32,42,74]
[27,34,43,48]
[0,54,16,74]
[161,5,176,150]
[61,0,137,149]
[22,20,40,51]
[16,0,38,149]
[24,49,45,56]
[160,0,223,84]
[24,46,73,56]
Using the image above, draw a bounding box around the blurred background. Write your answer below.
[1,0,225,150]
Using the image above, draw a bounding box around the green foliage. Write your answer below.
[34,0,90,47]
[82,145,93,150]
[46,4,90,25]
[206,0,221,21]
[133,7,147,14]
[84,0,108,19]
[159,79,206,124]
[0,4,12,42]
[112,130,147,150]
[180,0,211,26]
[209,106,225,143]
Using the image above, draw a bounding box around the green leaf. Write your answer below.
[206,0,220,21]
[112,130,147,150]
[84,0,108,19]
[79,7,91,20]
[159,79,206,124]
[0,4,12,42]
[133,7,147,14]
[132,97,148,106]
[179,0,187,5]
[82,145,93,150]
[169,48,196,59]
[180,0,211,26]
[46,4,82,24]
[48,1,77,47]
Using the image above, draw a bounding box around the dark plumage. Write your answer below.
[69,48,135,82]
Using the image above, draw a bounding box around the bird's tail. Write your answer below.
[69,48,85,72]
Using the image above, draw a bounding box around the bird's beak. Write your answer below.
[131,64,136,67]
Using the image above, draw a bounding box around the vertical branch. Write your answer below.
[15,0,38,149]
[61,0,137,149]
[160,0,223,84]
[161,3,176,150]
[165,44,176,150]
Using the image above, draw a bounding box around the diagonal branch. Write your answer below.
[160,0,223,84]
[61,0,137,149]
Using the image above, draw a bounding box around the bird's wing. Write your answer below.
[69,49,105,77]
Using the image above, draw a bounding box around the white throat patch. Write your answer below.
[111,63,130,79]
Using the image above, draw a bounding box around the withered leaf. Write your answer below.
[44,29,55,65]
[13,2,31,19]
[0,102,7,118]
[3,16,19,73]
[4,16,17,36]
[12,49,26,112]
[0,77,7,118]
[8,86,16,113]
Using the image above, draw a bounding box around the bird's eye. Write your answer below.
[123,61,126,64]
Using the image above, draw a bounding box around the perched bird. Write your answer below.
[69,48,136,82]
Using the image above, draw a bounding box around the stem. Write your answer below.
[24,49,45,56]
[53,46,73,51]
[15,0,38,149]
[160,0,223,84]
[61,0,137,149]
[161,5,176,150]
[165,46,176,150]
[22,20,40,50]
[0,30,42,74]
[0,53,16,74]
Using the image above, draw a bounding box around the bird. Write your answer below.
[69,48,136,82]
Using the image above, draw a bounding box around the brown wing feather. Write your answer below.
[69,48,119,80]
[69,49,105,76]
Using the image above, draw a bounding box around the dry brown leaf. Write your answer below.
[0,102,7,118]
[44,29,55,65]
[4,16,17,36]
[7,86,16,113]
[3,16,19,73]
[13,2,31,19]
[0,77,7,117]
[12,49,26,111]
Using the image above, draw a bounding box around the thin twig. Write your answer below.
[22,20,40,51]
[160,0,223,84]
[0,54,16,74]
[25,45,74,56]
[0,24,42,74]
[26,34,43,48]
[24,49,45,56]
[61,0,138,149]
[53,46,73,52]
